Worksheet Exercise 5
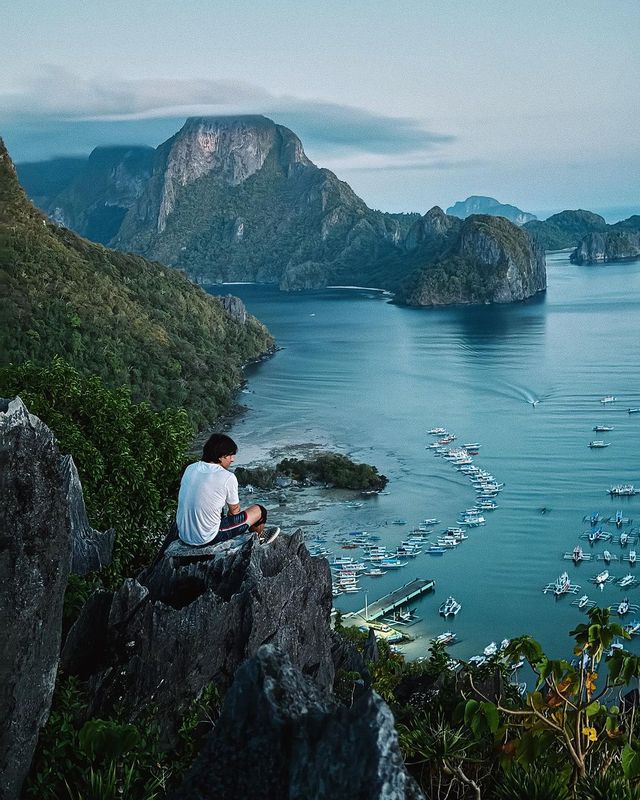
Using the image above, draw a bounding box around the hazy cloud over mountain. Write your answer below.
[1,66,452,162]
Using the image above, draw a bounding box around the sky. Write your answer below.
[2,0,639,217]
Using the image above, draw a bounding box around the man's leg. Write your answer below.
[245,504,267,535]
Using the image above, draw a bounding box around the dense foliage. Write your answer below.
[24,677,222,800]
[1,139,274,429]
[336,607,640,798]
[235,452,388,491]
[277,453,388,490]
[0,358,192,584]
[524,210,608,251]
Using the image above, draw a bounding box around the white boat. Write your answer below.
[619,574,636,588]
[500,639,510,651]
[364,568,388,577]
[629,551,637,565]
[620,532,630,547]
[578,594,590,609]
[544,571,579,596]
[434,631,456,645]
[483,641,498,657]
[589,440,610,448]
[629,408,640,414]
[600,396,617,403]
[468,655,486,666]
[625,620,640,636]
[423,518,439,525]
[566,545,591,564]
[617,597,631,616]
[594,570,610,588]
[428,427,447,435]
[594,425,614,432]
[439,596,462,617]
[377,559,408,569]
[609,485,637,497]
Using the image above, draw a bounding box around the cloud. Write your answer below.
[1,66,454,159]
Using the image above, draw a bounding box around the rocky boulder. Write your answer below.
[61,530,334,737]
[171,644,425,800]
[0,397,113,800]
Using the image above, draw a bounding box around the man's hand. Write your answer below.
[228,503,241,516]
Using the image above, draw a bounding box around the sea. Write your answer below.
[209,251,640,663]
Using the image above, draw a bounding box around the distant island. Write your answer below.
[523,210,640,264]
[17,115,547,308]
[446,195,537,226]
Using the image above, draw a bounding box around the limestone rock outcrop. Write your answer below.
[171,644,425,800]
[61,530,335,737]
[0,397,113,800]
[397,212,546,306]
[570,230,640,265]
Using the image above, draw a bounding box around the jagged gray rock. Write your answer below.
[570,230,640,265]
[0,397,112,800]
[61,530,334,737]
[64,456,114,575]
[170,644,425,800]
[221,294,248,324]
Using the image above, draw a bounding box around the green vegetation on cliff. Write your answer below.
[1,138,274,428]
[524,210,608,250]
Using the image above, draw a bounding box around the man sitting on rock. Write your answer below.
[176,433,279,547]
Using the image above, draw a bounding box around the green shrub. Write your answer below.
[0,358,193,585]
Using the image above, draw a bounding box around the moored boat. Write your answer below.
[439,596,462,617]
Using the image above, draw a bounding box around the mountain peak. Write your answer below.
[0,138,42,224]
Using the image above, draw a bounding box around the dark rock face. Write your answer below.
[0,397,112,800]
[62,531,335,736]
[570,230,640,265]
[405,205,461,252]
[171,645,424,800]
[64,456,115,575]
[221,294,248,324]
[398,213,546,306]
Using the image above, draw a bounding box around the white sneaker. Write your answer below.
[260,526,280,544]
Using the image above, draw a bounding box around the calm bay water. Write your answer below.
[210,252,640,662]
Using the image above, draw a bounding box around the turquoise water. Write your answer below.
[210,252,640,662]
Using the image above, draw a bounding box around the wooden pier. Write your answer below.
[350,578,435,621]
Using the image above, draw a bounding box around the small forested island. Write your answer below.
[235,452,389,492]
[446,195,537,226]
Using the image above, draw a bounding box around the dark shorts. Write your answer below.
[214,511,251,543]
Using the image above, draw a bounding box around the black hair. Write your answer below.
[202,433,238,463]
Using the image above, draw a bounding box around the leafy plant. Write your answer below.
[0,358,193,584]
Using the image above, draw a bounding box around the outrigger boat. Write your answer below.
[564,545,592,563]
[433,632,457,645]
[629,408,640,414]
[439,596,462,617]
[572,594,596,610]
[597,550,618,563]
[589,440,610,448]
[581,528,612,544]
[617,531,638,547]
[593,425,614,432]
[609,510,632,528]
[615,597,639,616]
[609,484,638,497]
[623,550,637,565]
[600,395,617,403]
[619,574,637,588]
[592,570,613,590]
[483,641,498,657]
[625,620,640,636]
[543,571,580,597]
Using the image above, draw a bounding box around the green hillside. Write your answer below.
[0,139,273,428]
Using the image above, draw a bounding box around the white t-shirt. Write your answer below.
[176,461,240,545]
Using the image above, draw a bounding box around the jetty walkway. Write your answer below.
[349,578,435,622]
